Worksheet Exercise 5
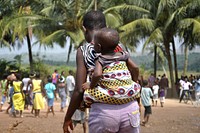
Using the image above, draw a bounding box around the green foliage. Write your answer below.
[0,59,19,79]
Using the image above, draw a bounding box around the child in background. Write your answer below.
[44,76,56,117]
[141,80,153,127]
[152,79,159,107]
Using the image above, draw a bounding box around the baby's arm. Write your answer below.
[126,57,139,82]
[90,60,102,89]
[82,60,102,90]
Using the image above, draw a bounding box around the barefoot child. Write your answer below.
[141,80,153,127]
[44,76,56,117]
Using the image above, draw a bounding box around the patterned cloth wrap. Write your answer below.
[84,52,141,105]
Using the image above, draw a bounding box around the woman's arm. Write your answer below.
[126,57,139,82]
[63,48,87,126]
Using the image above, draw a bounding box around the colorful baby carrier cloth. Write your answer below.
[84,52,140,105]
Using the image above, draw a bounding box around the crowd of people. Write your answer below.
[0,69,76,118]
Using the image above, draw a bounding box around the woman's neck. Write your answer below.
[101,50,115,55]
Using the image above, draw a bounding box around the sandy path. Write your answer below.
[0,99,199,133]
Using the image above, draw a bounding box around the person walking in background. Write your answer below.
[179,75,185,98]
[52,69,59,99]
[12,73,25,118]
[44,76,56,117]
[57,76,67,112]
[66,70,75,98]
[179,76,193,103]
[152,79,159,107]
[52,69,59,86]
[194,75,200,106]
[159,74,168,107]
[22,72,31,110]
[148,73,155,89]
[5,69,17,115]
[0,74,8,112]
[28,72,45,118]
[141,80,153,127]
[159,74,169,98]
[60,71,65,80]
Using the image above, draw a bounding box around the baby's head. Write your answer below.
[94,28,119,53]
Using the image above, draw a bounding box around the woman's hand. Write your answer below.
[63,119,73,133]
[82,82,91,90]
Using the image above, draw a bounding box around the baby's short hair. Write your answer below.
[96,28,119,51]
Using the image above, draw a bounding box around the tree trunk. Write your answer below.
[26,32,34,72]
[183,45,188,76]
[154,45,157,78]
[172,38,178,83]
[164,38,175,97]
[94,0,97,10]
[66,43,72,64]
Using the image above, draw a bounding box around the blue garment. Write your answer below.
[58,88,67,108]
[9,87,15,113]
[195,79,200,92]
[45,83,56,99]
[141,87,153,106]
[47,98,54,107]
[1,95,6,104]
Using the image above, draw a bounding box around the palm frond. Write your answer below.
[35,29,66,47]
[178,18,200,35]
[105,11,123,28]
[66,28,85,48]
[119,18,155,38]
[103,4,150,14]
[142,28,163,52]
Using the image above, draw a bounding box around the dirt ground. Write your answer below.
[0,98,200,133]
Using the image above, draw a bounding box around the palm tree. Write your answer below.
[0,1,41,72]
[27,0,150,63]
[177,0,200,75]
[117,0,200,97]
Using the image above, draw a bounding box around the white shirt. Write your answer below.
[66,75,75,91]
[152,85,159,95]
[22,78,31,91]
[182,81,192,90]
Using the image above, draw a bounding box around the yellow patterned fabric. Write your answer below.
[84,61,140,105]
[13,81,25,110]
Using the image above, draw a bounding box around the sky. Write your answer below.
[0,37,71,54]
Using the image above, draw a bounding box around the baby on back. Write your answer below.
[82,28,140,105]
